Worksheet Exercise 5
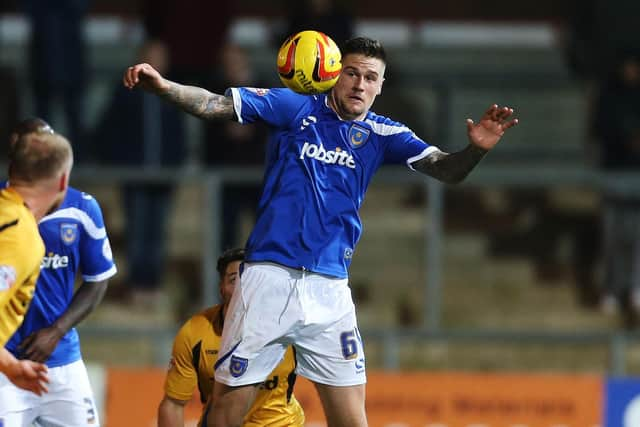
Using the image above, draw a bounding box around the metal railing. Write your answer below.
[3,22,636,373]
[72,164,640,374]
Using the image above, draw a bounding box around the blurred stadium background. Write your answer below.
[2,0,640,425]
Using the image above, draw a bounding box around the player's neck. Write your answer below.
[11,185,58,221]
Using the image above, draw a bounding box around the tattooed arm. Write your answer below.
[411,145,488,184]
[160,83,235,120]
[411,104,519,184]
[122,62,235,120]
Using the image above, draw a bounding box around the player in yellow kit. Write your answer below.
[0,129,73,395]
[158,248,304,427]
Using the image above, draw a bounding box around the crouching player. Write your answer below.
[158,248,304,426]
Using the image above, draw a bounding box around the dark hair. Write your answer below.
[12,118,54,138]
[342,37,386,64]
[216,248,245,278]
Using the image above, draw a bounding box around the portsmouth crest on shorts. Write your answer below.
[348,124,370,149]
[230,355,248,377]
[60,223,78,246]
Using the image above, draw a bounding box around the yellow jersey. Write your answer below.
[0,187,45,346]
[164,304,305,426]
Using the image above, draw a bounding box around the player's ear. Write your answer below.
[58,172,68,192]
[377,77,385,95]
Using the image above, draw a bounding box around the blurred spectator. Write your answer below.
[593,53,640,169]
[485,190,601,308]
[203,43,267,252]
[565,0,640,80]
[141,0,233,87]
[591,51,640,326]
[23,0,90,160]
[274,0,355,48]
[94,41,186,308]
[0,67,18,159]
[0,0,19,148]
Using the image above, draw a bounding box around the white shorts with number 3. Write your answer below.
[0,359,99,427]
[214,262,366,387]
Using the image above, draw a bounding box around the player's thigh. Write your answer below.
[0,372,39,426]
[215,262,296,386]
[205,381,259,427]
[37,360,100,427]
[314,382,367,427]
[295,299,366,386]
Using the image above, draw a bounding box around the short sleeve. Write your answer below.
[78,193,117,282]
[228,87,308,128]
[164,320,198,402]
[382,125,438,168]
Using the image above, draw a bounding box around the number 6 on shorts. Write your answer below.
[340,329,359,360]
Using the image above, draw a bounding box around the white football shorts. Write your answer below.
[0,359,99,427]
[214,262,366,387]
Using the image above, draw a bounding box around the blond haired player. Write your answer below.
[1,118,115,427]
[0,130,73,396]
[158,248,304,427]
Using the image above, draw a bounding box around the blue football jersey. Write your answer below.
[230,87,437,278]
[6,187,117,367]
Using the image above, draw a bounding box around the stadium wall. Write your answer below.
[88,365,640,427]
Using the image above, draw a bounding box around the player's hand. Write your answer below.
[123,63,170,94]
[5,359,49,396]
[18,326,64,363]
[466,104,518,151]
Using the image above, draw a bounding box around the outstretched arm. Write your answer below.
[412,104,518,184]
[123,63,235,120]
[18,280,108,363]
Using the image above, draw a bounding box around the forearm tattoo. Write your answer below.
[411,144,487,184]
[161,82,235,120]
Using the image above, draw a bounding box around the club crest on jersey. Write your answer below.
[230,355,248,377]
[348,124,370,149]
[60,223,78,245]
[0,265,16,291]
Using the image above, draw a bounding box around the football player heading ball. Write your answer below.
[123,36,518,427]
